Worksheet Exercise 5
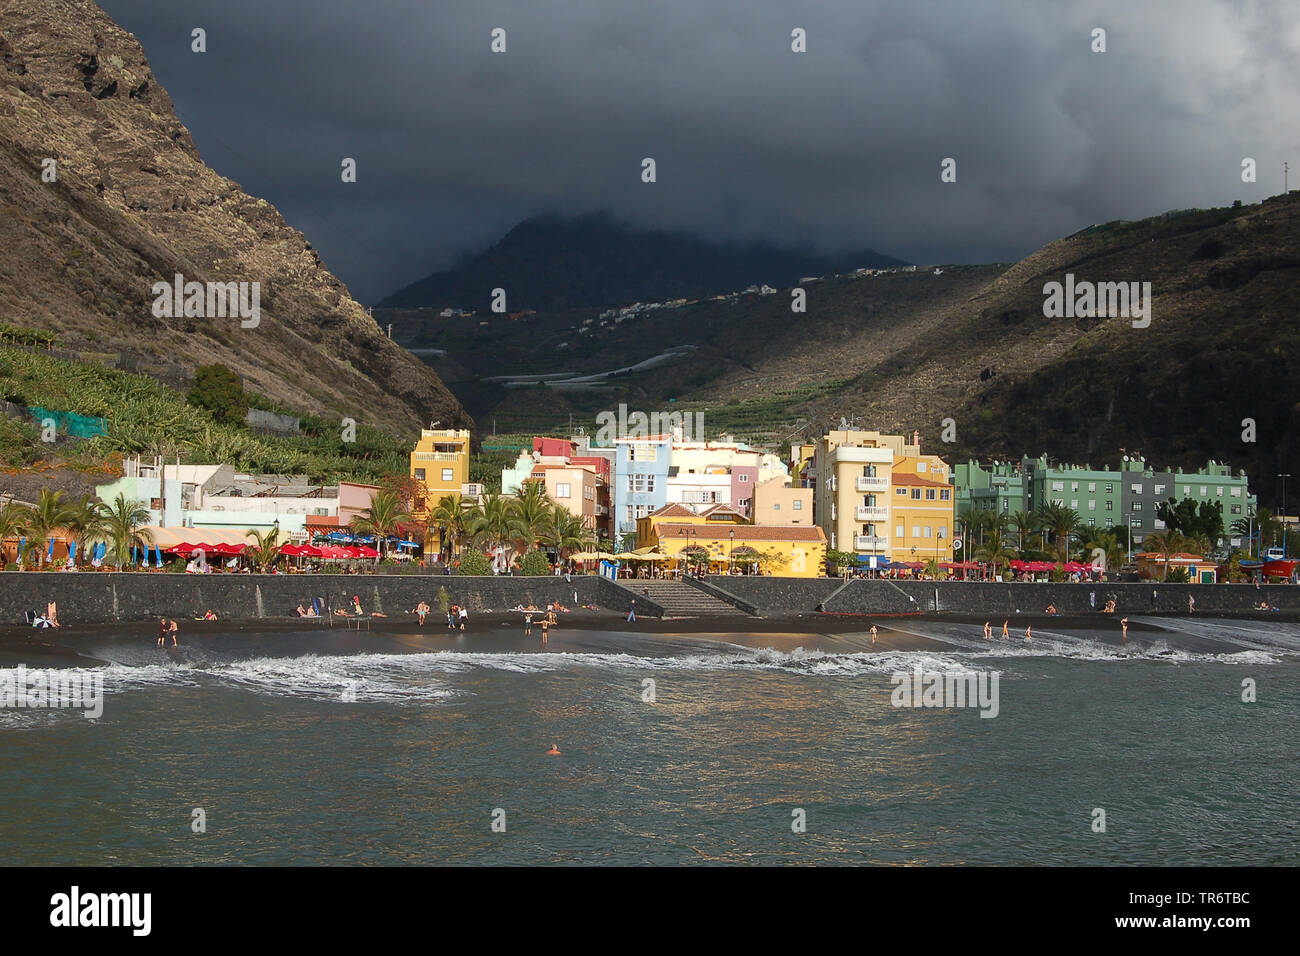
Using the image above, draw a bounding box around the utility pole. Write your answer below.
[1286,162,1291,194]
[1279,474,1292,555]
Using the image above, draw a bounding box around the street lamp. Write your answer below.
[1246,508,1255,559]
[729,529,735,573]
[1278,474,1292,556]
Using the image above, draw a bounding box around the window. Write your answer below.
[441,468,454,482]
[896,524,905,538]
[738,474,750,483]
[1182,486,1190,497]
[1200,486,1207,496]
[1216,486,1224,497]
[941,489,951,501]
[1105,500,1113,511]
[1154,484,1165,495]
[896,488,907,496]
[1131,484,1143,495]
[1088,482,1096,492]
[630,444,659,462]
[1105,482,1113,493]
[917,462,928,472]
[1133,502,1143,512]
[1231,504,1241,515]
[1231,487,1241,497]
[1088,500,1096,511]
[414,468,426,481]
[938,526,946,539]
[793,500,802,510]
[1132,518,1144,529]
[1052,481,1064,492]
[911,488,922,499]
[773,503,781,510]
[1070,499,1078,510]
[1071,482,1079,492]
[912,525,921,538]
[926,489,936,500]
[556,483,571,499]
[1105,518,1113,528]
[627,475,656,494]
[923,526,933,538]
[1087,518,1095,527]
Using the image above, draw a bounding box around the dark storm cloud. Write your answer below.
[97,0,1300,303]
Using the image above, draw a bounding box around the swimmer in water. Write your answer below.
[546,744,561,756]
[1120,617,1128,644]
[870,625,877,646]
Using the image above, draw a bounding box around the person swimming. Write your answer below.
[546,744,561,756]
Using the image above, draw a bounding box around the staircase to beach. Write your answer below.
[629,579,745,618]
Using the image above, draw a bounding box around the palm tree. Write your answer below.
[1082,530,1125,575]
[66,494,107,567]
[466,494,515,554]
[350,489,412,559]
[0,501,27,570]
[511,481,553,556]
[1143,529,1187,582]
[245,527,281,572]
[24,489,77,568]
[428,493,469,562]
[1038,502,1084,561]
[974,538,1017,579]
[1010,509,1038,554]
[99,493,154,570]
[542,505,591,560]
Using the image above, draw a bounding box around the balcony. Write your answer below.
[854,534,889,551]
[855,476,888,492]
[855,506,889,520]
[413,451,464,462]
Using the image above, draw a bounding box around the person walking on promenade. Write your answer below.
[627,599,637,623]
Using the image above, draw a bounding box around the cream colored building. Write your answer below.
[753,475,813,526]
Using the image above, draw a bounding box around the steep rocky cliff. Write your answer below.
[0,0,469,433]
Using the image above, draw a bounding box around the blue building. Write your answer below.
[612,434,671,549]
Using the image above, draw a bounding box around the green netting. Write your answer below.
[27,406,107,438]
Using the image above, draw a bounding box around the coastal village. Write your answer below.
[0,418,1282,585]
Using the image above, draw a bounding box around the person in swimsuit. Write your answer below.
[1120,617,1129,644]
[157,617,167,647]
[1024,625,1032,642]
[870,624,878,646]
[524,613,533,636]
[168,619,179,647]
[983,621,992,640]
[1001,621,1009,639]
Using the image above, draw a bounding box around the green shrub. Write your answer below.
[436,586,450,612]
[518,549,552,576]
[457,549,492,576]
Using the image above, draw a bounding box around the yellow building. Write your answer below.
[410,428,475,555]
[812,429,953,564]
[635,503,825,577]
[889,457,955,564]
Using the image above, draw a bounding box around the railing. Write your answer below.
[855,476,888,491]
[413,452,463,462]
[855,506,889,520]
[854,535,889,550]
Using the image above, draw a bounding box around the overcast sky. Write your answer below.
[97,0,1300,304]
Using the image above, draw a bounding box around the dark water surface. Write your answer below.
[2,617,1296,865]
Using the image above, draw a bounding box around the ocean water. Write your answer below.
[1,617,1296,866]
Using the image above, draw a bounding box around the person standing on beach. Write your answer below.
[458,606,468,630]
[983,621,992,640]
[157,617,167,647]
[448,604,457,629]
[870,624,877,646]
[627,600,636,623]
[1120,617,1129,644]
[1024,625,1032,642]
[168,619,179,647]
[1001,621,1009,639]
[524,613,532,637]
[1188,594,1195,614]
